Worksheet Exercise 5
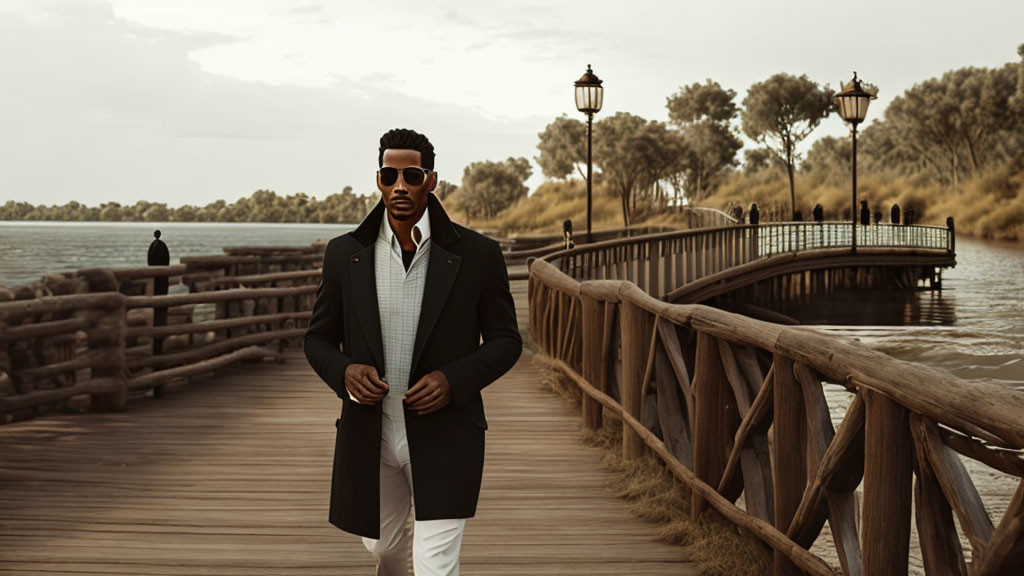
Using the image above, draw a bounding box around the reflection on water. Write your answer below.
[742,237,1024,388]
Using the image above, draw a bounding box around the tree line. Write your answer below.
[534,44,1024,227]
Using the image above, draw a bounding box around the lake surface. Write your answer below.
[0,221,355,287]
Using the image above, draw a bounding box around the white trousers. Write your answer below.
[361,407,466,576]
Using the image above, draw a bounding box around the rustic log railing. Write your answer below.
[0,245,326,423]
[527,255,1024,575]
[544,221,954,299]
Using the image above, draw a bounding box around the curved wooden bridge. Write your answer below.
[1,216,1022,575]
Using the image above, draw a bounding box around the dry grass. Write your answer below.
[530,354,772,575]
[700,165,1024,241]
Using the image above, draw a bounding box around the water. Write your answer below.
[0,221,355,287]
[765,237,1024,389]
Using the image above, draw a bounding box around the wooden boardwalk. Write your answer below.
[0,278,695,575]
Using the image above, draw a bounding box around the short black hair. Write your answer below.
[378,128,435,170]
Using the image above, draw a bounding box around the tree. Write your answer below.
[742,147,778,175]
[435,180,458,202]
[878,65,1020,189]
[667,79,743,200]
[741,73,834,218]
[593,112,680,226]
[535,114,588,180]
[459,157,532,219]
[802,135,851,185]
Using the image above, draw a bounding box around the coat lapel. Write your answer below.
[410,243,461,377]
[346,193,463,380]
[346,242,385,373]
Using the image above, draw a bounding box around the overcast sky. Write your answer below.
[2,0,1022,209]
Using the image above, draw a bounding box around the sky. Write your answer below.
[2,0,1022,209]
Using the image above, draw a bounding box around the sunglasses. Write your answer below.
[378,166,432,187]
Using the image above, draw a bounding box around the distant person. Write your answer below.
[860,200,870,226]
[891,203,901,224]
[563,218,574,250]
[731,205,743,222]
[749,203,760,225]
[873,209,882,224]
[147,230,169,266]
[812,203,824,222]
[794,209,804,222]
[905,207,916,226]
[304,127,522,575]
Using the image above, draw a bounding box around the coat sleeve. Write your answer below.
[304,239,354,399]
[440,240,523,408]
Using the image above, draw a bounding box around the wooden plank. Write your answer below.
[654,338,692,468]
[655,318,694,428]
[913,414,995,555]
[690,332,738,519]
[911,416,968,576]
[974,480,1024,576]
[826,490,862,576]
[772,355,806,576]
[861,390,912,575]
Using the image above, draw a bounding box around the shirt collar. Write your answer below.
[379,201,431,254]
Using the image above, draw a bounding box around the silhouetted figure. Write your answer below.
[873,210,882,224]
[812,203,824,222]
[794,210,803,222]
[749,203,760,226]
[731,205,743,222]
[148,230,170,398]
[891,203,901,224]
[860,200,870,226]
[148,230,170,266]
[563,219,574,250]
[905,208,915,226]
[842,207,851,220]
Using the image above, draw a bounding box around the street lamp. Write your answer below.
[575,64,603,243]
[835,71,877,253]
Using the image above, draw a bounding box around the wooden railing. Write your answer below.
[542,221,954,298]
[527,255,1024,575]
[0,245,325,423]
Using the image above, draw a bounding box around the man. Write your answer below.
[304,128,522,575]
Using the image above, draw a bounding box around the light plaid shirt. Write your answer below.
[347,204,432,418]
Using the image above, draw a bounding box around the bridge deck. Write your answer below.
[0,279,695,574]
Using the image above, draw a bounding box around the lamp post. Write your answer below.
[835,71,877,254]
[575,64,604,243]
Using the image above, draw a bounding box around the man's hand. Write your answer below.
[345,364,389,405]
[404,370,451,415]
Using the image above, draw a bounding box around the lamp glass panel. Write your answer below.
[856,96,871,121]
[594,86,604,112]
[575,86,585,111]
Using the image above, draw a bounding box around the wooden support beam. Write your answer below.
[861,390,912,575]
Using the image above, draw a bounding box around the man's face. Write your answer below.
[378,148,436,223]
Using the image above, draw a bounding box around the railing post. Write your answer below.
[619,297,653,460]
[947,216,956,255]
[580,292,604,431]
[772,354,806,575]
[90,294,127,411]
[862,389,913,574]
[691,331,738,520]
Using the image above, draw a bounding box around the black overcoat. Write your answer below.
[303,192,522,538]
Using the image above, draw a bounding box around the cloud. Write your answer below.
[0,2,548,208]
